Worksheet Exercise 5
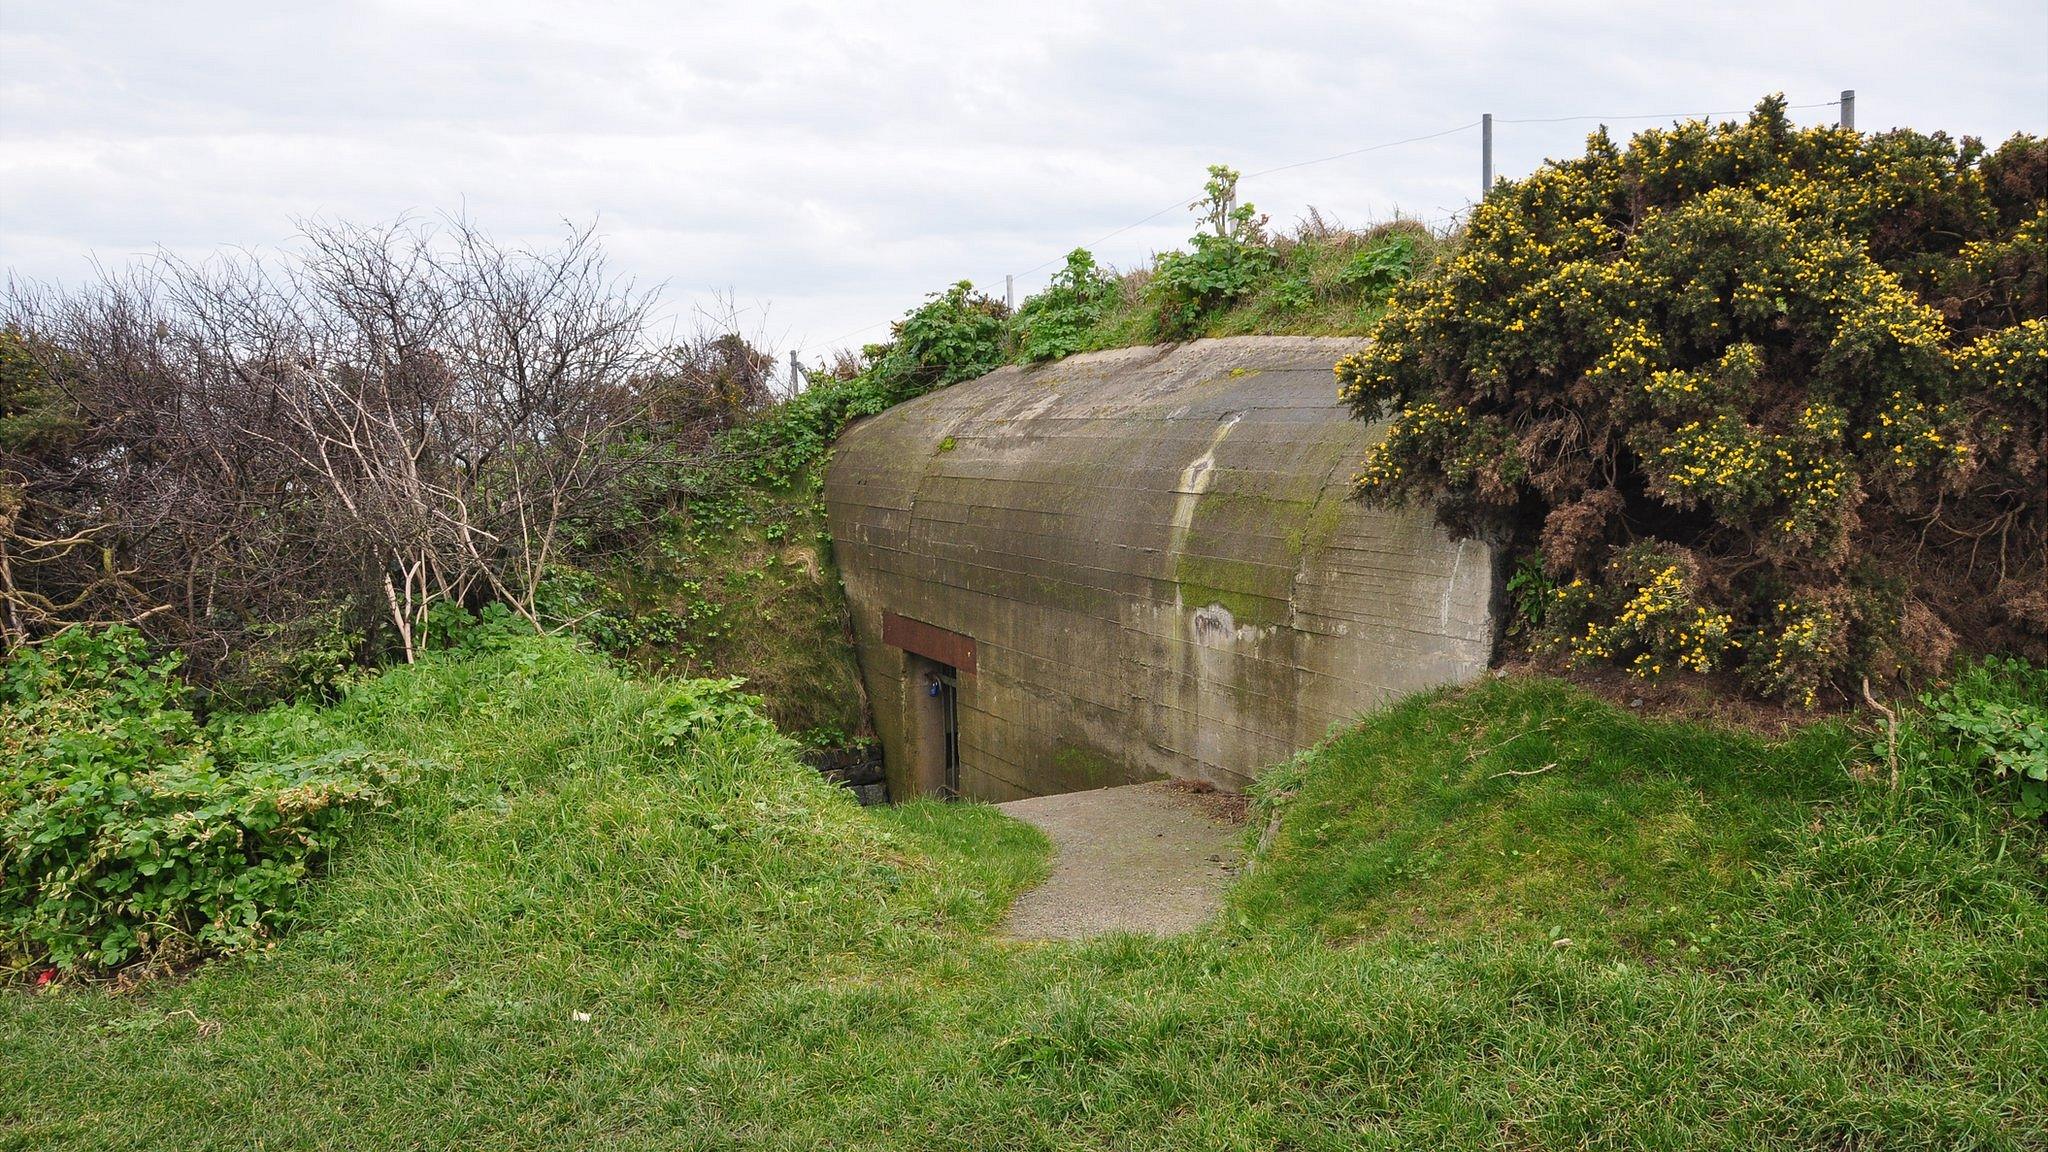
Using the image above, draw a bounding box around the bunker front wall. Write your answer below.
[824,337,1497,802]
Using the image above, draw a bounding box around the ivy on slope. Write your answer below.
[571,282,1011,744]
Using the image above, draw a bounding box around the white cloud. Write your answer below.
[3,0,2043,357]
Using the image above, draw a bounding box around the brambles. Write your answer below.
[1341,96,2047,703]
[1,628,395,971]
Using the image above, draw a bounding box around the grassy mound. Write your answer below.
[1231,677,1849,949]
[5,646,2042,1149]
[1233,677,2045,1029]
[1019,218,1445,359]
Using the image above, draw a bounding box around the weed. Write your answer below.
[1,628,398,972]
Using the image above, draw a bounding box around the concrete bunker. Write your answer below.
[823,336,1497,802]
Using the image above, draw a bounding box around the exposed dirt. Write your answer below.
[1494,656,1867,740]
[1162,777,1253,825]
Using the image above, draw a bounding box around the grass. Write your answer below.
[4,640,2044,1149]
[1066,218,1444,352]
[1230,678,1846,950]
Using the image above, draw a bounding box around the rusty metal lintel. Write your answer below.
[882,611,977,674]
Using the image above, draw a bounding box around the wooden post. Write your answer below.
[1481,113,1493,199]
[1839,89,1855,131]
[789,350,802,393]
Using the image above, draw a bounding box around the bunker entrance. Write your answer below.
[910,656,961,798]
[881,612,978,799]
[831,341,1497,803]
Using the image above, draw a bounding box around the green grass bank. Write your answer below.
[5,638,2043,1150]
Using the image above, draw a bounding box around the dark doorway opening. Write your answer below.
[906,654,963,798]
[932,663,959,798]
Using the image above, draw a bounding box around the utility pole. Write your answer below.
[1005,274,1014,314]
[1481,113,1494,199]
[1839,89,1855,131]
[789,350,803,394]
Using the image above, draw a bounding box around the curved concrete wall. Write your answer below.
[824,336,1496,801]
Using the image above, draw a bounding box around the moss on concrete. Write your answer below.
[1051,743,1126,791]
[826,337,1496,799]
[1174,552,1291,628]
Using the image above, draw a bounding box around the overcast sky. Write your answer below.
[2,1,2044,363]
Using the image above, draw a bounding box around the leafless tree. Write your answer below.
[4,217,699,667]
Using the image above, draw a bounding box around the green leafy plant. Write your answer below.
[1149,165,1280,339]
[1,627,396,972]
[891,280,1010,387]
[1012,249,1118,362]
[1504,557,1553,632]
[1337,232,1418,296]
[648,676,773,752]
[1265,273,1315,313]
[1905,656,2048,818]
[1150,234,1280,339]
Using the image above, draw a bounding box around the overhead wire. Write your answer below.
[802,96,1846,358]
[1012,119,1480,283]
[1498,99,1839,124]
[1241,119,1481,181]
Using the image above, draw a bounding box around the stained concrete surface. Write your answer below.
[996,781,1245,940]
[825,337,1497,803]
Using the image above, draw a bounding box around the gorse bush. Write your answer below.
[1,628,395,972]
[1340,96,2047,704]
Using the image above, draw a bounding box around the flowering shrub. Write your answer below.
[1540,544,1736,679]
[1340,96,2046,702]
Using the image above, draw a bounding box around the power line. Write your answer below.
[1241,120,1480,181]
[815,317,893,349]
[1012,119,1480,282]
[805,94,1848,357]
[1497,99,1839,125]
[1012,198,1189,280]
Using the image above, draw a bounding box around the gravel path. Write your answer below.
[996,781,1246,940]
